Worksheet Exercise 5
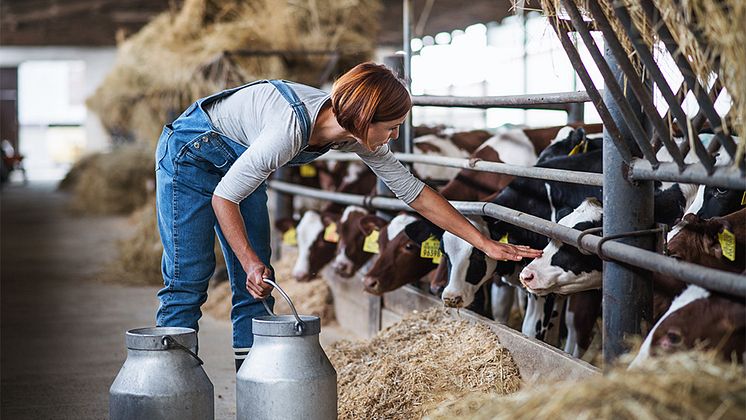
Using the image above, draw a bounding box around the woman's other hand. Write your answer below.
[244,260,274,299]
[483,240,543,262]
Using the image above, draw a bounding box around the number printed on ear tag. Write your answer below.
[282,227,298,246]
[718,228,736,262]
[363,230,380,254]
[324,223,339,243]
[420,236,441,260]
[299,164,317,178]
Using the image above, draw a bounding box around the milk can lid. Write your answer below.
[126,326,197,351]
[252,315,321,337]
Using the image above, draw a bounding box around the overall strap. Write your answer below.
[268,80,312,147]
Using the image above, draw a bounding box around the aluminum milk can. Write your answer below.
[236,278,337,420]
[109,326,214,420]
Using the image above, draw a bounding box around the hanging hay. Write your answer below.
[533,0,746,165]
[62,145,155,215]
[87,0,380,147]
[427,351,745,420]
[203,247,335,323]
[328,308,522,420]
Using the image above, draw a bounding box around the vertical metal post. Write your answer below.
[602,45,654,367]
[402,0,414,155]
[567,103,585,124]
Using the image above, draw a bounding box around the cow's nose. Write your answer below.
[333,262,353,277]
[294,272,313,282]
[429,284,445,296]
[442,295,463,308]
[363,276,380,293]
[520,269,535,287]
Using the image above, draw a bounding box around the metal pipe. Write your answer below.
[412,91,592,110]
[549,21,634,162]
[638,0,738,161]
[586,0,685,171]
[561,0,659,167]
[600,38,655,366]
[402,0,414,155]
[629,160,746,189]
[610,3,715,174]
[320,151,605,186]
[268,181,746,296]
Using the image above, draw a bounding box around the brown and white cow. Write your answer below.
[274,210,340,282]
[630,285,745,366]
[330,206,387,277]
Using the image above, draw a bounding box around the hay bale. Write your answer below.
[204,247,335,323]
[328,308,522,419]
[427,351,745,420]
[87,0,380,147]
[63,145,154,215]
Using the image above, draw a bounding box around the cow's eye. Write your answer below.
[666,330,682,345]
[404,242,415,251]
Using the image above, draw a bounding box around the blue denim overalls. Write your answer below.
[154,80,331,364]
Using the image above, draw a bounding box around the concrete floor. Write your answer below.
[1,182,351,419]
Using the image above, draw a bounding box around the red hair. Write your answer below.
[331,62,411,146]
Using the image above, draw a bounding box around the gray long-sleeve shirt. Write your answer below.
[206,81,424,205]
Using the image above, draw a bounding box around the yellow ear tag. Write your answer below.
[718,228,736,262]
[741,191,746,205]
[363,230,380,254]
[568,140,586,156]
[323,223,339,243]
[282,227,297,246]
[431,253,442,264]
[420,236,442,260]
[499,233,509,244]
[299,164,317,178]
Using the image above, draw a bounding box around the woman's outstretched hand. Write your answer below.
[483,240,543,262]
[245,260,274,299]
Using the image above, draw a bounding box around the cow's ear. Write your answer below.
[682,213,700,224]
[274,217,297,233]
[321,211,339,226]
[358,215,387,236]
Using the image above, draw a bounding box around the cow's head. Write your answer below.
[631,285,745,366]
[362,214,443,295]
[331,206,385,278]
[292,210,340,282]
[440,217,497,308]
[519,198,603,296]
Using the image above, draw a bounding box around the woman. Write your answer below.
[154,62,542,370]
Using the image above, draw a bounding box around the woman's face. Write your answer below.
[360,116,407,152]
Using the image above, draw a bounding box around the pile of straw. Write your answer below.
[427,351,745,419]
[61,146,154,215]
[329,309,522,419]
[537,0,746,164]
[203,247,335,323]
[87,0,379,147]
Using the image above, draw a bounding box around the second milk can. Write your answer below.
[236,278,337,420]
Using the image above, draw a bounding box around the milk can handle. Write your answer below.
[161,335,204,365]
[261,278,306,334]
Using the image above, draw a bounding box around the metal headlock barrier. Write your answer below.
[270,180,745,298]
[271,0,746,367]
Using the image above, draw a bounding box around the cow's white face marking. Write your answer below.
[386,214,418,242]
[551,126,574,144]
[545,183,557,223]
[630,285,710,368]
[441,218,496,307]
[520,199,603,295]
[341,163,364,186]
[667,184,706,242]
[293,211,324,277]
[340,205,366,224]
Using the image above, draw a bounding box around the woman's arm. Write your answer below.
[408,186,542,261]
[212,195,273,298]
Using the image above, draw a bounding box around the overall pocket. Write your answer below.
[177,131,240,177]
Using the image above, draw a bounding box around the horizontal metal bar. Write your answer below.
[412,91,595,110]
[268,181,746,296]
[628,160,746,189]
[321,151,605,186]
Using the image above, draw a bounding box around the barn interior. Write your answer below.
[1,0,744,419]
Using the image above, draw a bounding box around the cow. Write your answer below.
[630,285,745,366]
[274,210,340,282]
[438,128,539,201]
[329,206,386,278]
[412,134,473,184]
[361,214,443,295]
